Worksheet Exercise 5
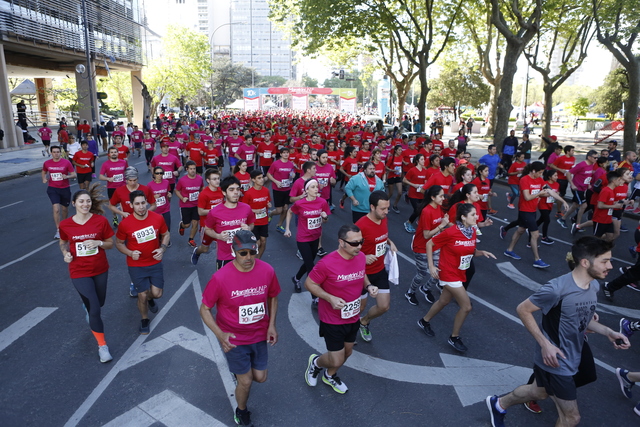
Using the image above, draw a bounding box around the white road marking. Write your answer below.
[288,293,531,406]
[0,200,23,210]
[64,271,198,427]
[0,241,58,271]
[0,307,57,352]
[102,390,227,427]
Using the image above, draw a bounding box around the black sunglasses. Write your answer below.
[341,239,364,247]
[154,171,163,175]
[237,250,258,257]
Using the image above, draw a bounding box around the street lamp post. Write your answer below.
[80,0,98,136]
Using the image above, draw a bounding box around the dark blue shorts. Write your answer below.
[518,211,538,232]
[225,341,268,375]
[47,186,71,206]
[128,263,164,293]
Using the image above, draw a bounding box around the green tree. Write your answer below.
[592,68,628,119]
[257,76,287,88]
[567,96,590,117]
[97,72,133,121]
[592,0,640,150]
[211,58,255,107]
[301,74,318,87]
[51,78,79,113]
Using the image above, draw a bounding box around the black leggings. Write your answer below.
[408,197,421,223]
[536,209,551,238]
[295,239,320,281]
[71,271,108,333]
[609,254,640,292]
[504,218,519,232]
[162,212,171,232]
[463,259,475,290]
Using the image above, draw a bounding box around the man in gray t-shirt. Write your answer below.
[486,236,630,427]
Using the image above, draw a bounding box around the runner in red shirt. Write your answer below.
[115,190,170,334]
[202,139,222,169]
[113,135,130,161]
[191,168,224,264]
[507,152,527,209]
[403,154,428,233]
[200,230,280,427]
[43,145,76,238]
[175,161,205,247]
[355,141,372,165]
[234,160,252,198]
[402,141,419,173]
[418,203,496,353]
[590,170,623,240]
[535,169,567,245]
[304,224,378,394]
[243,169,272,259]
[442,139,458,158]
[451,166,474,193]
[257,132,276,177]
[72,140,96,190]
[185,134,205,173]
[108,167,156,226]
[355,191,398,342]
[385,145,404,213]
[338,147,359,209]
[59,185,115,363]
[472,165,495,219]
[371,149,385,180]
[423,157,456,197]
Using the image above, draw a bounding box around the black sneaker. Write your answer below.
[419,285,435,303]
[139,318,151,335]
[602,282,614,301]
[148,299,158,314]
[317,247,328,257]
[292,276,302,293]
[417,318,434,337]
[391,205,400,214]
[405,292,419,306]
[234,407,253,427]
[448,336,468,353]
[540,236,554,245]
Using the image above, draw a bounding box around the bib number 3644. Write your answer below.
[239,302,265,324]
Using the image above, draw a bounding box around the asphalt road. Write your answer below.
[1,155,640,427]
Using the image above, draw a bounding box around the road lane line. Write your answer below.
[0,241,57,271]
[0,307,57,352]
[0,200,23,210]
[64,270,198,427]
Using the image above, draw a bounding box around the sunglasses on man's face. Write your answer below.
[341,239,364,247]
[237,250,257,257]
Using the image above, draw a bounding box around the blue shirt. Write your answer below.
[479,153,501,179]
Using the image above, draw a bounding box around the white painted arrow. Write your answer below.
[102,389,228,427]
[287,293,531,406]
[0,307,57,352]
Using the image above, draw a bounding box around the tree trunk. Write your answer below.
[493,43,520,146]
[542,80,553,138]
[623,59,639,152]
[417,56,428,133]
[394,78,412,123]
[485,81,500,137]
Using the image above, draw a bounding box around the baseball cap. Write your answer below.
[125,166,138,180]
[408,140,416,145]
[550,135,557,141]
[232,230,258,252]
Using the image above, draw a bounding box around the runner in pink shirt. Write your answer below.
[267,147,296,233]
[150,144,183,192]
[148,165,173,236]
[42,145,76,238]
[175,161,204,247]
[235,135,257,170]
[38,123,53,156]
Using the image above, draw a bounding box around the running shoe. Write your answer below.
[435,282,443,292]
[276,225,285,234]
[129,283,138,298]
[499,226,507,240]
[635,402,640,417]
[311,297,319,307]
[525,243,540,249]
[329,205,335,212]
[533,259,550,269]
[54,230,60,239]
[139,318,151,335]
[405,292,419,306]
[359,322,372,342]
[292,276,302,293]
[417,318,434,337]
[620,318,634,338]
[448,336,468,353]
[540,236,554,245]
[488,209,498,215]
[305,354,321,386]
[503,250,521,260]
[42,149,46,157]
[627,283,640,292]
[340,199,345,209]
[419,285,435,303]
[571,223,579,235]
[234,407,253,427]
[404,221,415,233]
[621,225,629,232]
[296,250,303,260]
[191,247,200,265]
[112,217,119,227]
[602,282,614,301]
[557,218,567,228]
[625,205,635,212]
[476,228,483,236]
[322,372,348,394]
[317,247,328,257]
[507,203,515,210]
[634,208,640,214]
[616,368,635,399]
[148,299,158,314]
[505,192,510,200]
[391,205,400,214]
[555,212,563,218]
[188,239,196,248]
[486,395,506,427]
[523,401,542,413]
[629,246,638,259]
[178,223,185,236]
[98,345,113,363]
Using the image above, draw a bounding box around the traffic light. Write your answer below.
[339,70,345,79]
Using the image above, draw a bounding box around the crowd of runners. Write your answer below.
[39,110,640,426]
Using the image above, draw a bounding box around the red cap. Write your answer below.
[550,135,557,141]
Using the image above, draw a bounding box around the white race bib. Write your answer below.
[113,174,124,183]
[307,216,322,230]
[318,178,328,188]
[241,183,250,191]
[482,193,488,202]
[163,171,173,179]
[50,173,63,181]
[134,226,157,244]
[225,227,241,244]
[256,208,267,219]
[458,254,473,270]
[608,208,613,216]
[239,302,265,324]
[341,298,361,319]
[546,196,554,203]
[531,189,540,196]
[156,196,166,207]
[246,154,253,161]
[350,164,358,173]
[189,191,200,202]
[394,166,401,174]
[145,143,153,150]
[375,241,387,257]
[75,241,98,257]
[281,179,292,188]
[263,152,272,159]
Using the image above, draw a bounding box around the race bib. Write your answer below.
[482,193,488,202]
[189,191,200,202]
[50,173,63,181]
[163,171,173,179]
[134,226,157,244]
[341,298,361,319]
[531,189,540,196]
[246,154,253,161]
[318,178,328,188]
[394,166,401,174]
[281,179,292,188]
[75,241,98,257]
[459,254,473,270]
[156,196,166,207]
[584,177,592,185]
[263,152,272,158]
[241,183,250,191]
[225,227,241,244]
[608,209,613,216]
[307,216,322,230]
[239,302,265,324]
[256,208,267,219]
[350,164,358,173]
[113,174,124,183]
[375,241,387,257]
[145,143,153,150]
[546,196,554,203]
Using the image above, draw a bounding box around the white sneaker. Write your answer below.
[98,345,113,363]
[54,230,60,239]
